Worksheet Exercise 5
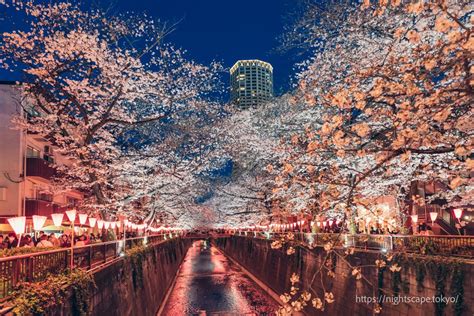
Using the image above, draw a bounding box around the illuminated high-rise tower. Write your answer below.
[230,59,273,109]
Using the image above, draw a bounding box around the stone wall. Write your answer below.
[57,238,192,316]
[215,236,473,316]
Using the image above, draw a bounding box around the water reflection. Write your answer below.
[161,240,277,315]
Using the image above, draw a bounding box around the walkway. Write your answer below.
[160,240,278,315]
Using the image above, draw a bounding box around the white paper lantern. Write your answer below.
[89,217,97,228]
[97,220,104,229]
[51,213,64,227]
[65,209,77,223]
[78,214,88,225]
[32,215,47,231]
[8,216,26,235]
[453,209,463,219]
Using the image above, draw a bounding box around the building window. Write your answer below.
[26,146,41,158]
[37,192,53,202]
[43,146,55,163]
[67,196,79,207]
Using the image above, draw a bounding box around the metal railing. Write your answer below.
[0,234,170,299]
[235,231,474,259]
[183,233,231,239]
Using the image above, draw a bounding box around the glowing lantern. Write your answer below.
[97,220,104,230]
[78,214,88,225]
[7,216,26,235]
[410,215,418,223]
[89,217,97,228]
[116,221,121,228]
[51,213,64,227]
[310,221,314,227]
[336,219,341,225]
[66,209,77,223]
[110,221,117,229]
[453,209,463,219]
[32,215,47,231]
[317,221,321,227]
[328,220,334,226]
[323,221,327,227]
[429,212,438,222]
[104,221,110,229]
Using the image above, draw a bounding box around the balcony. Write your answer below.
[26,157,56,180]
[25,199,67,217]
[25,199,55,217]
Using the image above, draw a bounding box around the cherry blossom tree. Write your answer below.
[269,0,472,314]
[204,92,329,227]
[113,100,227,227]
[0,1,221,218]
[271,0,473,230]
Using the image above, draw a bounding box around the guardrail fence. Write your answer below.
[236,231,474,259]
[0,234,169,299]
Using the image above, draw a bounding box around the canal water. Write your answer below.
[160,240,278,315]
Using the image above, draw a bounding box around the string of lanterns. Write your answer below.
[236,209,467,233]
[237,219,345,232]
[6,209,181,241]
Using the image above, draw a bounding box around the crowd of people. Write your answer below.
[0,231,105,249]
[416,223,435,236]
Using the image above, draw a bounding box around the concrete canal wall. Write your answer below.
[56,238,192,316]
[215,236,474,316]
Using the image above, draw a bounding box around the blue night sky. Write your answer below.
[115,0,300,96]
[1,0,304,97]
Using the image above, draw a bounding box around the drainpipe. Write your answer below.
[21,113,27,218]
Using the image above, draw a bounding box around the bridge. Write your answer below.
[0,232,472,315]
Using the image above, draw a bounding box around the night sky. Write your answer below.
[0,0,305,97]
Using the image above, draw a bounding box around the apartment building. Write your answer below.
[0,82,83,226]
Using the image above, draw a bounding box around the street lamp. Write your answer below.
[429,212,438,224]
[7,216,26,247]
